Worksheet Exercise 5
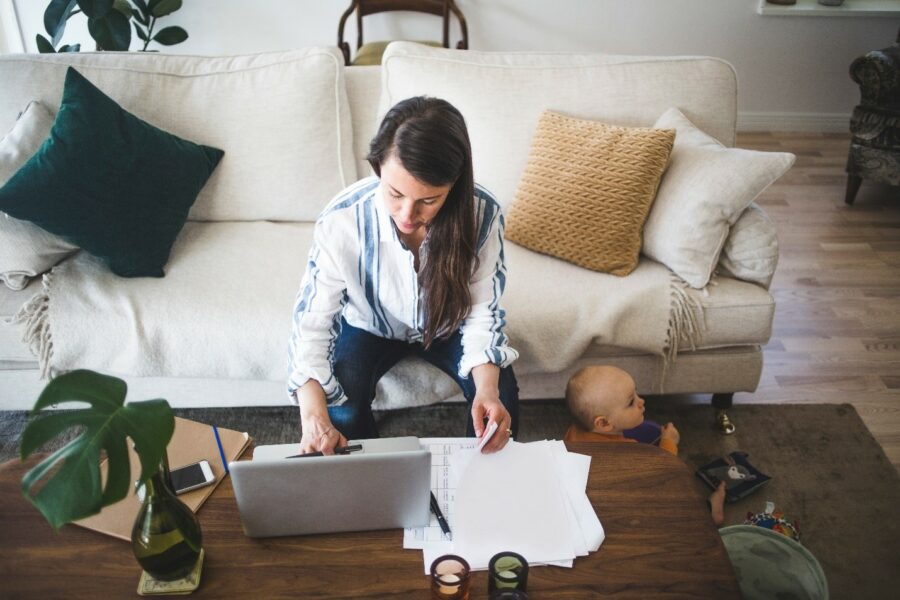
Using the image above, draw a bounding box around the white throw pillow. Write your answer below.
[717,203,779,289]
[642,108,794,288]
[380,42,738,211]
[0,101,78,290]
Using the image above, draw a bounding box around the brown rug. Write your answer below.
[2,401,897,598]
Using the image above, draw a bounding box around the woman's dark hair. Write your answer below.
[367,96,477,348]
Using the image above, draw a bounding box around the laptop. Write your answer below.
[229,436,431,538]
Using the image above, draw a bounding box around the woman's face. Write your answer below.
[380,154,452,237]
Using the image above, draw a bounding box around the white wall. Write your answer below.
[6,0,899,130]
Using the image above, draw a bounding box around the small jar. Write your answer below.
[490,590,529,600]
[430,554,471,600]
[488,551,529,593]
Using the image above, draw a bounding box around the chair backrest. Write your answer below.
[337,0,468,65]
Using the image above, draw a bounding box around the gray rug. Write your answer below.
[3,402,898,599]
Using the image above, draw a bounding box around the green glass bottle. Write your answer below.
[131,452,203,581]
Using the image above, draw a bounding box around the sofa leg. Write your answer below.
[845,175,862,205]
[712,393,736,435]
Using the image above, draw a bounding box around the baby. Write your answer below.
[564,365,680,455]
[564,365,726,525]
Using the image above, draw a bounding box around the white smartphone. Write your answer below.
[170,460,216,495]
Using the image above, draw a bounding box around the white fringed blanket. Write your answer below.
[12,221,701,406]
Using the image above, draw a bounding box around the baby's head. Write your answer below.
[565,366,645,435]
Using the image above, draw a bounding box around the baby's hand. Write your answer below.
[661,422,680,445]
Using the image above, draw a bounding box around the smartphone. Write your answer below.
[170,460,216,495]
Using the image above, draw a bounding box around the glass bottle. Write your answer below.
[131,451,203,581]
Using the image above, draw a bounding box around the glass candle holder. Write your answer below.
[488,551,529,593]
[490,590,529,600]
[430,554,471,600]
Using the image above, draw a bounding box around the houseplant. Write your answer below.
[20,369,203,581]
[36,0,189,53]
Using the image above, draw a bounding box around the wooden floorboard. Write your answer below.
[666,132,900,474]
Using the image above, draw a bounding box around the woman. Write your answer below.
[287,96,518,455]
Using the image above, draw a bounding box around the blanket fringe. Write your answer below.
[7,273,54,379]
[660,273,706,392]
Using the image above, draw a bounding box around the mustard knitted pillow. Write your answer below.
[506,111,675,276]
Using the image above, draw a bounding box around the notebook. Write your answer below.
[75,417,251,541]
[231,436,431,538]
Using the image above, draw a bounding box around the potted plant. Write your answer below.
[37,0,189,53]
[20,369,203,581]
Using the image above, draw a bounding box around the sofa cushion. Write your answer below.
[506,110,674,275]
[0,48,356,222]
[642,108,794,289]
[717,203,779,289]
[0,68,223,278]
[380,42,737,210]
[0,101,77,290]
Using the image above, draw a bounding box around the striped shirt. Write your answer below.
[287,176,518,405]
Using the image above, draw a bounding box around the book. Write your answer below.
[75,417,251,541]
[695,451,770,503]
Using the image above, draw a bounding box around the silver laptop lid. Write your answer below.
[230,436,431,538]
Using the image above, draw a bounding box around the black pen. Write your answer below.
[430,492,452,539]
[285,444,363,459]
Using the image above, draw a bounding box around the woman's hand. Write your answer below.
[299,416,348,455]
[471,364,512,454]
[296,380,348,455]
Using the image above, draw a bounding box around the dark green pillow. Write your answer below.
[0,67,223,277]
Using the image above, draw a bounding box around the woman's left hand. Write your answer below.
[471,391,512,454]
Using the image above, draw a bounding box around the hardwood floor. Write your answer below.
[668,132,900,473]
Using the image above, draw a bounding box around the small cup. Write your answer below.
[488,551,529,593]
[430,554,471,600]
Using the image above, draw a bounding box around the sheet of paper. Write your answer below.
[403,438,477,549]
[451,441,577,569]
[554,447,605,552]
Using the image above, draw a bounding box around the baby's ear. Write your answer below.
[592,415,613,433]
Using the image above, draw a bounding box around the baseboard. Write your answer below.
[737,111,850,133]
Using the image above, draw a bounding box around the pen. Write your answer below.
[212,425,229,475]
[285,444,363,459]
[430,491,452,539]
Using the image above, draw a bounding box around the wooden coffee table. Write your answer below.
[0,443,740,598]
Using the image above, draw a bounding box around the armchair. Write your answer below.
[845,29,900,204]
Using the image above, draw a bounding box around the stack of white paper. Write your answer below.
[406,439,604,573]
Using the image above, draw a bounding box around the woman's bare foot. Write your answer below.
[709,481,726,527]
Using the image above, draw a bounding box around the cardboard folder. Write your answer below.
[75,417,251,541]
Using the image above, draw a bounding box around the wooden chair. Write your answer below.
[337,0,468,66]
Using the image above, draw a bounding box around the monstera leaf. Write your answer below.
[20,370,175,531]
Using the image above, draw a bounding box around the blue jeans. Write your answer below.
[328,319,519,440]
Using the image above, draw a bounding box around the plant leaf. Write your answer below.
[77,0,113,18]
[44,0,78,45]
[58,43,82,52]
[150,0,181,18]
[88,10,132,50]
[132,8,149,26]
[152,25,187,46]
[134,22,149,42]
[133,0,150,15]
[113,0,132,17]
[35,34,57,54]
[20,370,174,531]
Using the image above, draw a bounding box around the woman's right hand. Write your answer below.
[299,416,347,455]
[296,380,348,455]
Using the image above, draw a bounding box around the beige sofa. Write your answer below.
[0,43,778,411]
